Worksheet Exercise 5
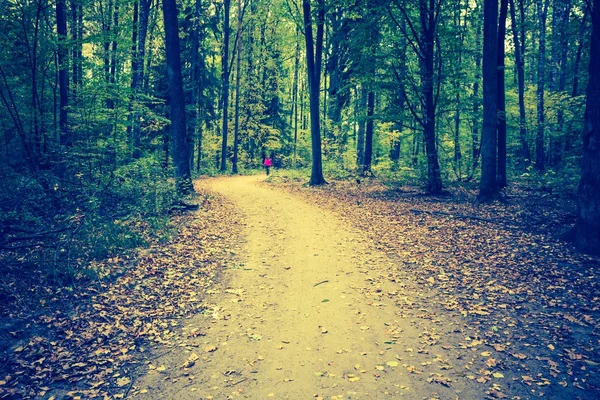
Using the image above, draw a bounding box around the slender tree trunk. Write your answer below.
[292,28,300,168]
[363,91,375,174]
[71,0,78,100]
[509,0,530,161]
[553,0,571,165]
[479,0,498,199]
[303,0,326,185]
[220,0,231,171]
[110,2,119,94]
[57,0,70,147]
[573,10,589,97]
[162,0,193,194]
[574,0,600,255]
[420,0,443,194]
[471,4,482,177]
[535,0,548,171]
[131,0,150,159]
[356,87,366,167]
[497,0,508,188]
[232,0,242,174]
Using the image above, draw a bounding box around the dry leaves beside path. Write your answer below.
[0,187,241,399]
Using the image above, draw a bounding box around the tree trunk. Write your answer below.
[292,27,300,168]
[497,0,508,188]
[479,0,498,199]
[232,0,242,174]
[356,87,366,168]
[535,0,548,171]
[162,0,193,194]
[471,3,482,177]
[56,0,70,147]
[420,0,443,194]
[303,0,326,185]
[220,0,231,172]
[363,91,375,174]
[131,0,150,159]
[573,10,589,97]
[509,0,530,161]
[574,0,600,255]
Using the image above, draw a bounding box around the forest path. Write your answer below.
[135,175,483,399]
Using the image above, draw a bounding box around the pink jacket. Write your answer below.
[264,158,272,167]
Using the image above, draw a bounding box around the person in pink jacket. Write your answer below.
[263,157,273,175]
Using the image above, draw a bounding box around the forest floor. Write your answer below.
[1,174,599,399]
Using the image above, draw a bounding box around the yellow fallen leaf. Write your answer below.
[492,372,504,378]
[116,377,131,387]
[375,366,385,371]
[547,344,555,351]
[157,365,167,372]
[481,351,492,357]
[349,377,360,382]
[386,361,398,367]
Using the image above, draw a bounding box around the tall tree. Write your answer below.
[56,0,70,147]
[162,0,193,194]
[535,0,549,171]
[130,0,151,158]
[479,0,498,199]
[509,0,530,161]
[220,0,231,171]
[232,0,242,174]
[303,0,326,185]
[574,0,600,255]
[389,0,443,193]
[497,0,508,188]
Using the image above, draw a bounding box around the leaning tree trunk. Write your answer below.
[479,0,499,199]
[162,0,193,195]
[574,0,600,255]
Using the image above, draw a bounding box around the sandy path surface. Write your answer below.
[135,175,479,399]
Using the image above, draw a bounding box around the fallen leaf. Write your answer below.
[116,377,131,387]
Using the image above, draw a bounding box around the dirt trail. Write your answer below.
[135,175,482,399]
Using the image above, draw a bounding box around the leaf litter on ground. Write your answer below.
[0,183,241,399]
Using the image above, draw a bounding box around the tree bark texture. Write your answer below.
[162,0,193,194]
[303,0,326,185]
[497,0,508,188]
[509,0,530,161]
[56,0,70,147]
[420,0,443,194]
[575,0,600,255]
[220,0,231,171]
[535,0,548,171]
[479,0,498,198]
